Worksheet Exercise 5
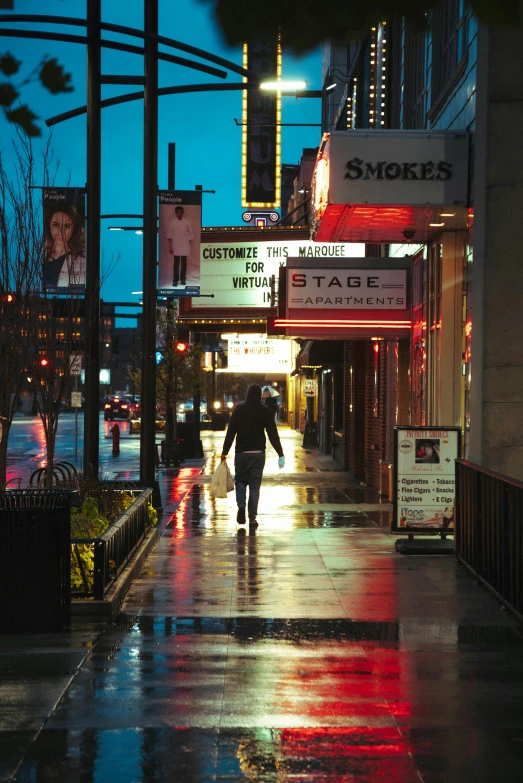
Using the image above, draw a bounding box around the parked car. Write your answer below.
[103,396,135,421]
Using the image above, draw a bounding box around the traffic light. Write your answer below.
[175,324,190,353]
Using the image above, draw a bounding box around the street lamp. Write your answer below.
[260,80,307,91]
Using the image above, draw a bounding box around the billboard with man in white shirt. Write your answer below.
[158,190,202,297]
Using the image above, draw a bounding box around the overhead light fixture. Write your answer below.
[108,227,123,231]
[260,80,307,91]
[131,291,143,295]
[429,222,445,227]
[135,230,143,235]
[439,212,456,217]
[326,83,337,91]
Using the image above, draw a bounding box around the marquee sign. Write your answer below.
[242,39,281,209]
[269,257,412,339]
[288,268,407,310]
[225,334,292,373]
[195,241,365,309]
[325,130,468,206]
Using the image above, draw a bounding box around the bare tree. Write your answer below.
[157,307,203,443]
[131,306,203,443]
[0,131,107,488]
[0,131,56,487]
[28,295,84,486]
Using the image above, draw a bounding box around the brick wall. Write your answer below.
[337,342,366,479]
[363,341,388,488]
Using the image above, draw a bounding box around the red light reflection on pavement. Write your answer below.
[278,728,418,781]
[165,468,201,506]
[162,468,203,530]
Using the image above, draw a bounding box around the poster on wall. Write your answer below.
[392,426,461,534]
[43,188,86,295]
[158,190,201,297]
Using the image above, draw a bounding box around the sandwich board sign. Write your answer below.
[393,425,461,534]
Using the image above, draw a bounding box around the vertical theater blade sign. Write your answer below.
[242,38,281,209]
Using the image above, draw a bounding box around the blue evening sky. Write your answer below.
[2,0,322,305]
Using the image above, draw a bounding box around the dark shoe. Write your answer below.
[237,507,246,524]
[173,280,178,287]
[248,518,258,528]
[180,278,186,285]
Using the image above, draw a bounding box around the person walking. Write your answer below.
[221,383,285,527]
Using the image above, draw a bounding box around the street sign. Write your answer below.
[71,391,83,408]
[392,426,461,534]
[304,379,317,397]
[70,354,82,376]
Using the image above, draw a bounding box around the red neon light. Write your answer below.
[276,320,411,325]
[373,342,380,353]
[275,319,411,329]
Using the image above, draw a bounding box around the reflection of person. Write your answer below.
[415,439,440,463]
[44,203,85,289]
[442,507,454,529]
[221,384,284,528]
[167,205,193,287]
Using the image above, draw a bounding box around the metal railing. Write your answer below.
[71,487,154,600]
[456,459,523,619]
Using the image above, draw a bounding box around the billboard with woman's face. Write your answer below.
[43,188,86,295]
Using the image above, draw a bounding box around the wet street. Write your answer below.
[2,429,523,781]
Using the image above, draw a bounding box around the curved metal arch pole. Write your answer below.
[46,82,257,127]
[0,29,227,79]
[84,0,101,480]
[0,14,254,79]
[140,0,158,484]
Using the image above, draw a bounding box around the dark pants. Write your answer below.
[173,255,187,284]
[234,452,265,520]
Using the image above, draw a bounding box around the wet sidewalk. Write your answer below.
[2,428,523,781]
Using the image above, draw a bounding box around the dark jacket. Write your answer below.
[222,384,284,457]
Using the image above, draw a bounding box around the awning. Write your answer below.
[315,204,470,243]
[311,130,470,243]
[295,340,344,369]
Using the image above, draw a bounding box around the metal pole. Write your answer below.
[84,0,101,479]
[168,142,175,189]
[140,0,158,483]
[74,374,78,462]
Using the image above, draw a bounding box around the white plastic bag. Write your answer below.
[210,460,235,498]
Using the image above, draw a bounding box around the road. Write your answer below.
[5,412,142,487]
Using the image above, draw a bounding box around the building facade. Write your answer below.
[298,1,523,484]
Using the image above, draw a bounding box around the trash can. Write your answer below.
[302,422,318,449]
[211,412,227,431]
[176,422,196,458]
[0,489,77,633]
[160,439,181,467]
